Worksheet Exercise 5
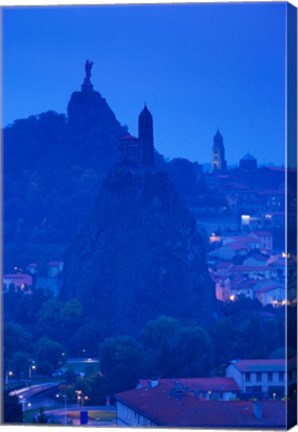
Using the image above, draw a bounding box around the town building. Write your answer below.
[3,273,32,292]
[226,358,297,398]
[115,383,288,428]
[47,261,64,278]
[137,377,240,401]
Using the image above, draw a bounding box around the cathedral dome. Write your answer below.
[240,153,257,170]
[241,153,256,161]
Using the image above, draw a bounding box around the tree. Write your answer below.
[140,316,214,378]
[140,316,180,377]
[36,298,62,340]
[35,337,67,374]
[59,299,84,339]
[11,351,30,378]
[3,390,23,424]
[68,321,108,357]
[99,336,141,396]
[169,325,214,377]
[3,322,32,361]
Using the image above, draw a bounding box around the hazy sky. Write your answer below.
[2,2,287,165]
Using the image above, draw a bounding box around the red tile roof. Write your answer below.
[251,230,273,237]
[225,242,250,250]
[171,400,286,428]
[247,254,268,262]
[4,274,33,286]
[230,265,271,272]
[116,383,197,425]
[115,384,286,427]
[232,279,257,290]
[139,377,240,392]
[230,358,296,372]
[256,284,283,294]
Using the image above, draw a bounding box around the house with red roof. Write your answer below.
[138,377,240,401]
[3,273,33,292]
[226,358,296,398]
[229,264,275,280]
[47,260,64,278]
[243,253,269,267]
[115,382,288,428]
[250,230,273,253]
[255,282,285,306]
[230,278,257,300]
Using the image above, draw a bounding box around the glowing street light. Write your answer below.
[29,364,37,380]
[56,393,67,425]
[5,371,13,385]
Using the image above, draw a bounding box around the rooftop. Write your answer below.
[138,377,240,392]
[116,384,287,428]
[230,358,296,373]
[241,153,256,161]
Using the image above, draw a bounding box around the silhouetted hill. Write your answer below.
[3,90,204,254]
[61,162,217,334]
[3,88,128,245]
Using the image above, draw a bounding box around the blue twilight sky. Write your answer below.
[2,2,287,165]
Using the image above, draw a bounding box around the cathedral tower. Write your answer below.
[138,104,154,166]
[211,130,227,173]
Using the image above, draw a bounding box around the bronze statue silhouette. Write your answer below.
[85,60,94,81]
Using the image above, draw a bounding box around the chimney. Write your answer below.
[253,401,263,420]
[148,379,159,388]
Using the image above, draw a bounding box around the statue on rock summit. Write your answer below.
[82,59,94,90]
[85,60,93,81]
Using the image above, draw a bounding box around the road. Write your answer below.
[10,382,60,399]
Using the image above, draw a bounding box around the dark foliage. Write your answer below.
[3,390,23,424]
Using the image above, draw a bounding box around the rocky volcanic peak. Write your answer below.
[61,162,217,335]
[67,89,120,133]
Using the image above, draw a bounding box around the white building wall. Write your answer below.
[117,402,157,427]
[226,364,243,390]
[226,364,287,395]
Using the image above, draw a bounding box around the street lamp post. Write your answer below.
[19,395,26,413]
[56,393,67,425]
[5,371,13,385]
[76,390,89,407]
[28,362,37,381]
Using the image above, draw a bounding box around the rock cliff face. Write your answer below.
[67,89,120,134]
[61,162,217,334]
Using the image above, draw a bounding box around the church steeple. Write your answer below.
[138,104,154,166]
[211,130,227,173]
